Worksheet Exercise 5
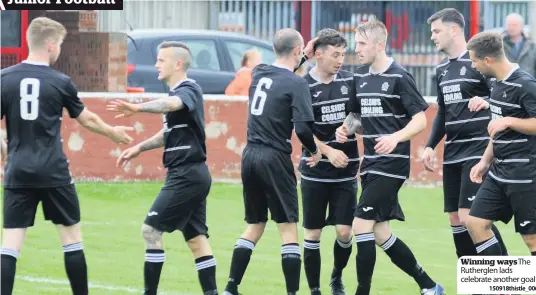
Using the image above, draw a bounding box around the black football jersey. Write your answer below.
[435,51,493,164]
[246,64,315,154]
[162,79,208,168]
[1,61,85,188]
[487,67,536,183]
[354,59,429,180]
[298,70,359,182]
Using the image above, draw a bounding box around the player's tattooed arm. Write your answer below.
[107,97,184,118]
[138,96,184,113]
[138,129,165,152]
[343,112,363,135]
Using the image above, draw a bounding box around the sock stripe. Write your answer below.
[145,253,166,263]
[355,233,375,243]
[380,234,397,250]
[476,236,498,253]
[63,242,83,253]
[304,240,320,250]
[451,226,468,234]
[337,238,353,249]
[145,253,166,258]
[235,238,255,250]
[1,248,19,259]
[281,244,301,255]
[195,258,216,270]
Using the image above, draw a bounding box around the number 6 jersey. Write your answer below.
[1,61,85,188]
[246,63,315,154]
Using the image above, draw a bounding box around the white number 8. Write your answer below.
[20,78,40,121]
[250,77,273,116]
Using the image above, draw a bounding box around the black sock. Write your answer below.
[491,224,508,255]
[532,251,536,256]
[281,243,301,293]
[451,225,477,258]
[144,249,165,295]
[1,248,19,295]
[475,236,502,255]
[195,255,217,294]
[355,233,376,295]
[381,234,436,290]
[303,240,321,291]
[63,242,88,295]
[225,238,254,293]
[331,237,352,280]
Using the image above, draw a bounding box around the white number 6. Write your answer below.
[250,77,273,116]
[20,78,40,121]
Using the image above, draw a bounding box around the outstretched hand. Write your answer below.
[109,126,135,145]
[107,100,141,118]
[117,145,141,167]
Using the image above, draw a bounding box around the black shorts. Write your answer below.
[144,163,212,241]
[241,144,298,224]
[443,159,482,212]
[3,184,80,228]
[469,174,536,235]
[354,173,406,222]
[301,178,357,229]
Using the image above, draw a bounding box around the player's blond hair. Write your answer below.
[355,19,388,45]
[26,17,67,51]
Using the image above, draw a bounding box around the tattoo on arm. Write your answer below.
[142,224,164,249]
[344,112,363,134]
[139,129,165,152]
[139,97,183,114]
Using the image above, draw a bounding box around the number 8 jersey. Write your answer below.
[1,61,85,188]
[246,63,315,154]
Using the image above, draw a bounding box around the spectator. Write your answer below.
[503,13,536,77]
[225,49,262,96]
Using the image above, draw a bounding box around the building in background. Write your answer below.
[1,10,29,68]
[98,1,219,32]
[2,1,534,95]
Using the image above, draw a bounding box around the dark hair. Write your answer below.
[314,28,347,52]
[273,28,303,57]
[427,8,465,29]
[467,32,505,59]
[159,41,191,53]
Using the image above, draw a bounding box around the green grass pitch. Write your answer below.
[8,182,528,295]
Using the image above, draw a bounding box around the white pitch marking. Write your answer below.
[18,275,192,295]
